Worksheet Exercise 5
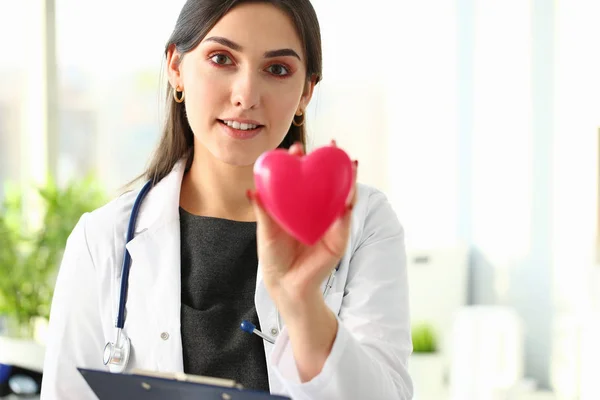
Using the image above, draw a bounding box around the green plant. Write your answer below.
[411,323,438,353]
[0,175,106,336]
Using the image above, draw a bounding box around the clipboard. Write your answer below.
[78,368,291,400]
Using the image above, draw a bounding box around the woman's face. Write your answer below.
[167,2,314,167]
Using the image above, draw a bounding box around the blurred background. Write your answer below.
[0,0,599,399]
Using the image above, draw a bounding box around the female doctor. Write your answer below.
[41,0,413,399]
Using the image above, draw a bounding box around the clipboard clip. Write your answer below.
[130,368,245,390]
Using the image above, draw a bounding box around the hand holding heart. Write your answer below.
[247,141,357,312]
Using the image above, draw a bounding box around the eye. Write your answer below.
[210,54,233,65]
[266,64,290,77]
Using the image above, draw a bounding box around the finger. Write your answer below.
[330,139,337,147]
[347,160,358,206]
[247,190,283,244]
[289,142,305,157]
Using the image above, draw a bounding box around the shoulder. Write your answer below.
[354,183,395,214]
[88,188,140,234]
[73,187,143,262]
[351,183,404,250]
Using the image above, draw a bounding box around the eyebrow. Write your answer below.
[204,36,301,61]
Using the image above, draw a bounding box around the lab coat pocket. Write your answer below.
[325,292,344,316]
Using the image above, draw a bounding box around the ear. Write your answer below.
[298,75,317,112]
[166,43,184,90]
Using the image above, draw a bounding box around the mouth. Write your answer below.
[218,119,264,131]
[218,119,264,140]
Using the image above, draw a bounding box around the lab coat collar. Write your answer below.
[134,158,187,232]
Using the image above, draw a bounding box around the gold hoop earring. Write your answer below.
[292,111,305,127]
[173,86,185,103]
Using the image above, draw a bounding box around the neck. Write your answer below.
[180,145,256,222]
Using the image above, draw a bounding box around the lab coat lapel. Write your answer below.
[125,219,183,371]
[124,160,187,372]
[255,261,283,393]
[255,261,276,331]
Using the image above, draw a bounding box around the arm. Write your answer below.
[270,190,414,399]
[41,213,107,399]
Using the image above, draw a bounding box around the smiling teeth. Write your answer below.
[223,120,258,130]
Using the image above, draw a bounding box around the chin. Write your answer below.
[212,142,266,167]
[197,126,284,167]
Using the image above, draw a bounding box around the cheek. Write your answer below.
[264,85,303,126]
[182,70,229,125]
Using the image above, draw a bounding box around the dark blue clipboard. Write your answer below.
[78,368,290,400]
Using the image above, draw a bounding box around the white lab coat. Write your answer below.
[40,159,414,399]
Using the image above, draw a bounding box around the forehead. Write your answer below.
[203,2,304,55]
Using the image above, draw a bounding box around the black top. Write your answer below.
[179,207,270,392]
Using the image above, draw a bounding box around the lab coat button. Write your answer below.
[160,332,169,340]
[270,327,278,336]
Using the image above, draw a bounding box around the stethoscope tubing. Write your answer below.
[116,180,153,329]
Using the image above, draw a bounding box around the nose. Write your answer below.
[230,68,261,110]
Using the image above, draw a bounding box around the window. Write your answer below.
[0,1,37,198]
[54,0,186,192]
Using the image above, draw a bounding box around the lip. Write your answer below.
[218,120,263,140]
[219,118,263,126]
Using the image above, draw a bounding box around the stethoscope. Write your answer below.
[103,180,340,372]
[103,179,153,373]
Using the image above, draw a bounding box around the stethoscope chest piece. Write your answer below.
[103,331,131,374]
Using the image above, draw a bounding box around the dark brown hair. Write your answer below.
[140,0,322,185]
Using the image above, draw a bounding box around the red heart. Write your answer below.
[253,145,353,245]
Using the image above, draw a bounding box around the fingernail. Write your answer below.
[331,139,337,147]
[246,189,254,203]
[346,203,354,214]
[353,160,359,168]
